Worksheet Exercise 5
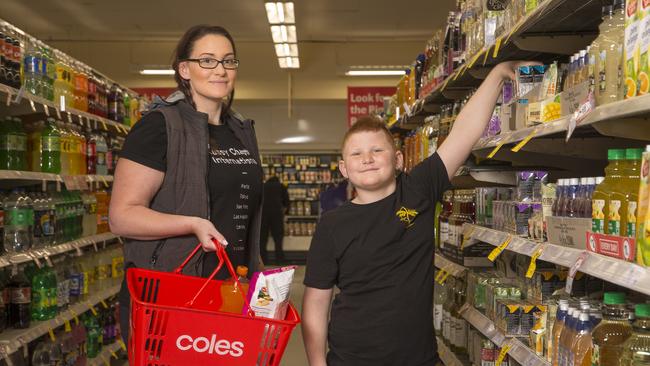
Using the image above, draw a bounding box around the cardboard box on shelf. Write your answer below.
[546,216,592,250]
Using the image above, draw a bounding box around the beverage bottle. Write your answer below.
[442,278,454,347]
[85,127,97,175]
[27,120,42,172]
[40,117,61,174]
[607,149,632,236]
[8,117,26,171]
[570,311,593,366]
[54,259,69,312]
[45,266,58,319]
[559,306,577,366]
[553,179,566,216]
[95,189,109,233]
[589,6,612,98]
[74,126,87,175]
[434,274,446,336]
[564,178,581,217]
[552,299,570,366]
[22,39,40,96]
[42,46,55,101]
[123,92,131,126]
[8,267,31,329]
[11,35,22,89]
[56,121,69,175]
[621,304,650,365]
[31,266,50,321]
[451,277,467,354]
[108,84,119,122]
[219,266,250,314]
[109,135,122,174]
[52,191,65,244]
[31,338,63,366]
[66,257,83,304]
[599,3,625,104]
[31,192,44,248]
[79,254,94,296]
[95,132,108,175]
[84,313,102,358]
[103,305,116,345]
[3,189,33,253]
[83,191,98,237]
[53,55,67,107]
[130,94,140,126]
[0,117,11,170]
[87,73,98,115]
[593,149,625,233]
[73,64,88,112]
[592,292,633,366]
[96,250,111,286]
[622,148,642,237]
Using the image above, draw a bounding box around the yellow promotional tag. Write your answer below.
[439,271,452,284]
[493,37,503,58]
[453,65,465,80]
[487,141,506,159]
[441,77,451,91]
[100,120,108,131]
[468,50,484,69]
[488,235,513,262]
[101,300,109,309]
[505,21,525,44]
[70,309,80,325]
[118,339,127,351]
[100,176,109,188]
[111,350,118,359]
[526,247,545,278]
[64,320,72,332]
[483,46,492,65]
[102,355,110,366]
[495,344,512,366]
[460,227,475,250]
[48,329,56,342]
[511,129,537,152]
[88,302,98,316]
[435,269,446,283]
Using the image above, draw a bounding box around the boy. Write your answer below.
[302,61,532,366]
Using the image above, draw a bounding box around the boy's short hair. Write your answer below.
[342,116,394,152]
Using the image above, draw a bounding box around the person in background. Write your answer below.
[319,180,351,215]
[260,175,290,264]
[109,25,264,343]
[301,61,535,366]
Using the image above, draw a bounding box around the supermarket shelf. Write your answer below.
[88,340,124,366]
[464,224,650,297]
[286,181,329,185]
[289,197,317,201]
[436,336,468,366]
[434,254,467,277]
[0,83,130,135]
[0,232,120,268]
[459,304,550,366]
[0,284,121,355]
[0,170,113,184]
[286,215,319,219]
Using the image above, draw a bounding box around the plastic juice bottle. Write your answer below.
[28,121,42,172]
[218,266,249,314]
[638,146,650,266]
[95,189,109,234]
[622,304,650,365]
[75,126,87,175]
[560,307,579,366]
[597,6,619,104]
[570,312,593,366]
[552,299,570,366]
[612,148,643,238]
[57,121,70,175]
[564,178,581,217]
[624,0,642,99]
[639,0,650,96]
[53,57,67,108]
[40,118,61,174]
[592,292,633,366]
[590,6,614,99]
[593,149,625,234]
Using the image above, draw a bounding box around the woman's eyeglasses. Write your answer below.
[182,57,240,70]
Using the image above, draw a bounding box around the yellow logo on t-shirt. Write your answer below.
[396,207,418,228]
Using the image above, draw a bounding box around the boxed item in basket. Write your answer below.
[244,266,297,319]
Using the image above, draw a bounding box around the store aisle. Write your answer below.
[280,266,308,366]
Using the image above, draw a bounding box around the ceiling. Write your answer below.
[1,0,457,100]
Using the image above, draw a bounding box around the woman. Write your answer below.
[109,25,264,341]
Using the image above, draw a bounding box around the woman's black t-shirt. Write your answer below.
[120,112,262,278]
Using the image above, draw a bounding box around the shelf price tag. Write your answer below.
[5,91,12,106]
[468,50,484,69]
[101,354,110,366]
[111,349,119,358]
[435,269,446,283]
[441,77,451,91]
[87,302,98,316]
[493,37,503,58]
[566,90,596,142]
[64,320,72,332]
[100,300,109,309]
[460,226,475,250]
[488,235,513,262]
[70,309,80,325]
[439,270,452,284]
[526,246,545,278]
[118,339,127,351]
[29,100,36,112]
[511,128,538,152]
[566,251,589,294]
[487,141,506,159]
[483,46,492,65]
[495,342,512,366]
[48,328,56,342]
[42,104,50,117]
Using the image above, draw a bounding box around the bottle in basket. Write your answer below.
[219,266,249,314]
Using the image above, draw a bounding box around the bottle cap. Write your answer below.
[567,307,575,316]
[586,177,596,185]
[580,177,588,185]
[236,265,248,278]
[603,292,626,305]
[635,304,650,318]
[607,149,625,161]
[626,148,643,160]
[570,178,579,186]
[579,312,590,321]
[559,299,569,306]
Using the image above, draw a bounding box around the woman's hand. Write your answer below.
[490,60,543,81]
[189,217,228,251]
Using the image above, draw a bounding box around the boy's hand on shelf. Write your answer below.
[490,60,543,81]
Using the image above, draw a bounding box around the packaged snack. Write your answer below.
[244,266,297,319]
[517,171,536,202]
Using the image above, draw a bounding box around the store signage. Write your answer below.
[347,87,396,127]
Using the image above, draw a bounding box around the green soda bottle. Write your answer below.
[0,117,10,169]
[12,117,27,171]
[621,304,650,365]
[84,313,102,358]
[30,267,50,321]
[40,118,61,174]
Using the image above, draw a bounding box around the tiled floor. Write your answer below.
[280,266,309,366]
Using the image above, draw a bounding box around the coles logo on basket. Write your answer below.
[176,334,244,357]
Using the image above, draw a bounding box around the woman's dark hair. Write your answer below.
[172,25,236,117]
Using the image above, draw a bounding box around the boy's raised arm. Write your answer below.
[437,61,537,178]
[302,286,334,366]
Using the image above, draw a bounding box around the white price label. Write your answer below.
[43,104,50,116]
[566,251,589,294]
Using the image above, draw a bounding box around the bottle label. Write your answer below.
[11,287,30,304]
[599,50,607,92]
[69,273,82,297]
[592,344,601,366]
[97,151,106,165]
[12,135,26,152]
[33,209,51,238]
[112,256,124,278]
[592,199,606,233]
[608,199,622,235]
[42,136,60,152]
[32,288,49,312]
[82,270,90,295]
[97,264,109,281]
[6,208,34,228]
[628,201,638,238]
[57,278,69,307]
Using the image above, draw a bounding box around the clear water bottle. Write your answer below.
[31,338,62,366]
[3,189,33,253]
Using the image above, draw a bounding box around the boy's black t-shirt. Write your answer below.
[304,153,451,366]
[121,113,262,278]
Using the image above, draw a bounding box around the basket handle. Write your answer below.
[179,240,254,316]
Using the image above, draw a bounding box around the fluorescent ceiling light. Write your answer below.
[270,25,297,43]
[278,57,300,69]
[140,69,175,75]
[276,136,313,144]
[265,2,295,24]
[274,43,299,57]
[345,70,406,76]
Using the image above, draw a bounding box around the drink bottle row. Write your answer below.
[0,116,124,175]
[0,187,111,254]
[0,24,144,125]
[0,246,123,333]
[3,298,122,366]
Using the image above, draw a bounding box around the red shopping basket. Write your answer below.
[127,241,301,366]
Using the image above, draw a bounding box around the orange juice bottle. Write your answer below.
[551,299,569,366]
[219,266,250,314]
